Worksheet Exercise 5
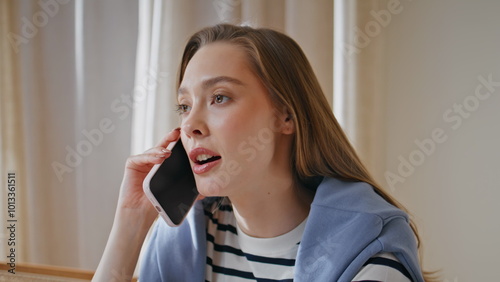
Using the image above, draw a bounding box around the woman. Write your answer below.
[94,24,428,281]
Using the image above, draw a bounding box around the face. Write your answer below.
[178,42,293,198]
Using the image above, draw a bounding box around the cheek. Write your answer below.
[210,103,278,161]
[209,107,254,141]
[225,118,277,167]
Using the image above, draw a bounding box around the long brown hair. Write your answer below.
[178,24,436,281]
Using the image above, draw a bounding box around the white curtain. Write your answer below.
[334,0,387,183]
[1,0,138,270]
[0,0,28,264]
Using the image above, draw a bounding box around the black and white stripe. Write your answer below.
[352,253,413,282]
[205,204,297,281]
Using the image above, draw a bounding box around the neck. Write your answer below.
[229,178,313,238]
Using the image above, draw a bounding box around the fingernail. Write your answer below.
[156,154,166,158]
[161,149,171,153]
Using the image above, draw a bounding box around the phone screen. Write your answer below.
[148,140,198,226]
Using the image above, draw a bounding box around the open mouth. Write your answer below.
[195,154,222,165]
[190,148,222,174]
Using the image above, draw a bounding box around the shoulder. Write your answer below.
[304,178,412,254]
[312,177,408,222]
[309,178,417,259]
[139,200,208,281]
[295,178,423,281]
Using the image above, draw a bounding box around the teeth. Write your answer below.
[196,154,213,162]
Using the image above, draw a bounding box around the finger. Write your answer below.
[154,127,181,148]
[144,146,172,155]
[126,149,172,172]
[145,147,172,157]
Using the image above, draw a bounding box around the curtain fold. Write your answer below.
[334,0,387,183]
[2,0,138,270]
[0,0,28,263]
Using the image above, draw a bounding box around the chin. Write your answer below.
[196,178,230,197]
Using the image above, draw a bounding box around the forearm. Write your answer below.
[92,208,157,282]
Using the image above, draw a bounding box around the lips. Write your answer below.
[195,154,221,165]
[189,147,221,174]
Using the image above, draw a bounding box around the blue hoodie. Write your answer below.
[140,177,424,281]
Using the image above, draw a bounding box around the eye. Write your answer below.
[176,104,191,114]
[212,94,230,105]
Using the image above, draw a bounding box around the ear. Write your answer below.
[279,112,295,135]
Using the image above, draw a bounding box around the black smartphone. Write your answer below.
[143,139,199,226]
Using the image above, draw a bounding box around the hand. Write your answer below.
[116,128,181,222]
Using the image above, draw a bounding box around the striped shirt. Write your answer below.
[204,204,412,282]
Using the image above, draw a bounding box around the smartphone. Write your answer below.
[143,139,199,227]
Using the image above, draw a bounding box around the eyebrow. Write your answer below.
[178,76,245,96]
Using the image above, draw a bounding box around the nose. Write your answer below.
[181,108,208,138]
